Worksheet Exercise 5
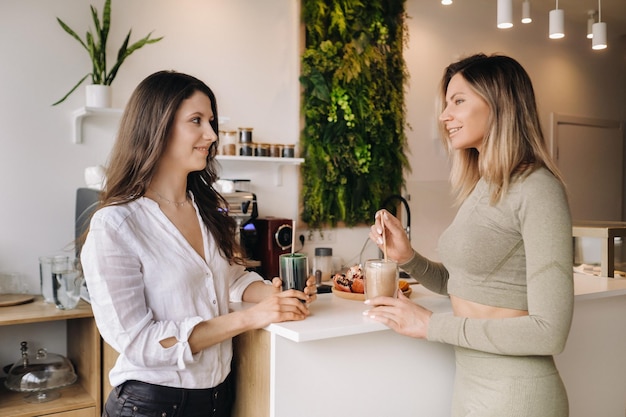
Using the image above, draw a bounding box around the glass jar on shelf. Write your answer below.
[220,130,237,155]
[270,144,283,158]
[282,144,295,158]
[239,143,253,156]
[254,143,270,157]
[238,127,253,144]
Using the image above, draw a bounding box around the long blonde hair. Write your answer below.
[437,54,564,204]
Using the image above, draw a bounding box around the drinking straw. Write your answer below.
[381,214,388,261]
[291,219,296,255]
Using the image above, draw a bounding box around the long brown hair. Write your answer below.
[437,54,564,204]
[79,70,241,263]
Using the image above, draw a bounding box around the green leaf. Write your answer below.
[100,0,111,46]
[51,73,91,106]
[53,0,163,104]
[105,31,163,85]
[56,18,88,52]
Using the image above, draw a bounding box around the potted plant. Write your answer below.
[52,0,163,107]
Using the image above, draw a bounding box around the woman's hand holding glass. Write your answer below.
[272,275,317,304]
[364,290,432,339]
[365,209,432,339]
[244,275,317,328]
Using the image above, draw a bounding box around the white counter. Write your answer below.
[231,274,626,417]
[555,274,626,417]
[255,274,626,343]
[569,272,626,299]
[264,282,452,342]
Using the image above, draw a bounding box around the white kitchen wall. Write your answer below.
[0,0,303,367]
[0,0,624,366]
[0,0,302,293]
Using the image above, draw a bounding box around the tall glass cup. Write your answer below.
[364,259,399,300]
[54,269,84,310]
[39,255,69,304]
[279,253,309,292]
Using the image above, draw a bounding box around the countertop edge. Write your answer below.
[232,274,626,343]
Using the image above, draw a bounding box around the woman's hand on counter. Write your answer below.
[363,290,432,339]
[241,276,317,328]
[271,275,318,305]
[245,290,310,327]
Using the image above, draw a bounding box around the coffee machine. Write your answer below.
[223,191,258,245]
[222,194,293,279]
[75,188,101,255]
[241,217,293,279]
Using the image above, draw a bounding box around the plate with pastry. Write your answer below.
[331,265,412,301]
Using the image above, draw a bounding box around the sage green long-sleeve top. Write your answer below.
[402,167,574,356]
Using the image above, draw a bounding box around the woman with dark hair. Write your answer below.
[81,70,316,417]
[366,54,573,416]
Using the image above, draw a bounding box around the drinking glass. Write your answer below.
[39,255,69,303]
[364,259,399,300]
[279,253,309,292]
[54,269,84,310]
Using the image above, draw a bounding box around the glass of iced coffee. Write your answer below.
[364,259,399,300]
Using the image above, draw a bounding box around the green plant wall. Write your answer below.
[300,0,409,228]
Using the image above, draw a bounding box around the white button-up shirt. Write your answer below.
[81,195,262,389]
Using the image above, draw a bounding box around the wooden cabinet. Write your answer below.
[232,329,271,417]
[0,297,101,417]
[101,342,117,402]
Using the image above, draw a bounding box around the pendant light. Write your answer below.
[549,0,565,39]
[592,0,607,50]
[441,0,453,5]
[497,0,513,29]
[587,10,596,39]
[521,0,532,24]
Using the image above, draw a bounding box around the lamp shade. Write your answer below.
[549,9,564,39]
[522,0,532,24]
[587,12,595,39]
[592,22,607,49]
[497,0,513,29]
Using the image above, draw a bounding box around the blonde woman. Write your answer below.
[367,54,572,416]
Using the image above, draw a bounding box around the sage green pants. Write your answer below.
[452,347,569,417]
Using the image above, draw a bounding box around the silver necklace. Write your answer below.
[150,188,189,207]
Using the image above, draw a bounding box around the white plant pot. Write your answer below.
[85,84,112,108]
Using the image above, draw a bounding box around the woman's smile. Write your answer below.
[194,146,210,155]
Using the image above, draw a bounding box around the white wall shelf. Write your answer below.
[215,155,304,186]
[72,107,123,144]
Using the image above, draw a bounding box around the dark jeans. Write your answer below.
[103,374,234,417]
